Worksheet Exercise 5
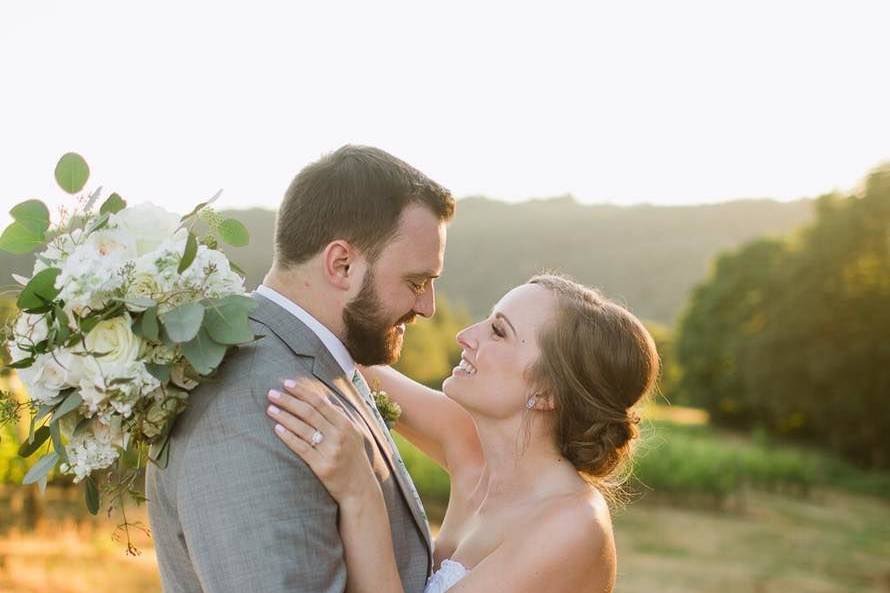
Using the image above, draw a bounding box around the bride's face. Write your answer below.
[442,283,556,419]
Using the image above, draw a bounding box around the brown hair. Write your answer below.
[275,145,455,267]
[527,273,660,502]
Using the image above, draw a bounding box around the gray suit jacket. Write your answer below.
[146,292,433,593]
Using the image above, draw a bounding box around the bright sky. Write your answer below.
[2,0,888,226]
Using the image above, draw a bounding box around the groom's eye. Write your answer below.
[410,279,430,295]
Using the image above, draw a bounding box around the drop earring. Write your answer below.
[526,397,536,409]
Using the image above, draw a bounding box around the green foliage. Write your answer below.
[99,192,126,215]
[202,295,256,344]
[178,232,198,273]
[159,302,205,343]
[181,328,228,375]
[394,295,470,388]
[54,152,90,194]
[676,165,890,468]
[395,433,450,519]
[0,199,50,255]
[399,414,890,517]
[218,218,250,247]
[643,320,683,405]
[632,420,890,507]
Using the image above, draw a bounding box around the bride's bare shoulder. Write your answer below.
[535,487,614,547]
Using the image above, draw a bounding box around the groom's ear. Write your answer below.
[322,240,356,290]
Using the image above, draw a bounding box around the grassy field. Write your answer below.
[1,488,888,593]
[2,406,889,593]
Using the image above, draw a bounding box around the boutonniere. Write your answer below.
[370,379,402,430]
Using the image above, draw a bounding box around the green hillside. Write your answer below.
[0,196,815,324]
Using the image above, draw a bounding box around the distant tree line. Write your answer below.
[676,166,890,469]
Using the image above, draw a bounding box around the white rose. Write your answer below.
[13,313,49,347]
[16,365,60,404]
[30,350,78,391]
[81,314,143,370]
[110,203,186,257]
[126,271,161,310]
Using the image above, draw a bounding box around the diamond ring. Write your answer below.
[310,429,324,447]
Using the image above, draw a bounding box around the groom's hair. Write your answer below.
[274,145,455,267]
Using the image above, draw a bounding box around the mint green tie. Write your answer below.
[352,370,428,523]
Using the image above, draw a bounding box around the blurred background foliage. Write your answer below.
[2,164,889,593]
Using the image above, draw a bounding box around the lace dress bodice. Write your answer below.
[424,559,470,593]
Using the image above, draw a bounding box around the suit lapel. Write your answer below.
[249,292,434,569]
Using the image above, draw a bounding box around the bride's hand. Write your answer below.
[267,378,377,504]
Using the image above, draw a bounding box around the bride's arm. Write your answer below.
[267,380,613,593]
[267,379,407,593]
[361,365,482,477]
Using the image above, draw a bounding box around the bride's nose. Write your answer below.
[456,324,478,350]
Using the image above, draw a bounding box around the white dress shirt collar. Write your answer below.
[255,284,356,378]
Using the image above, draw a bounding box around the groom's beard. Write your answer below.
[343,269,415,366]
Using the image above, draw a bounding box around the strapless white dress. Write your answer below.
[424,559,470,593]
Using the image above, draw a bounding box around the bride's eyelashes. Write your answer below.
[490,322,505,338]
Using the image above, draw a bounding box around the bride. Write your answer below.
[266,273,660,593]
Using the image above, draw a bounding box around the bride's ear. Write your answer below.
[529,391,557,412]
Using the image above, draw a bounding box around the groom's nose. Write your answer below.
[413,282,436,318]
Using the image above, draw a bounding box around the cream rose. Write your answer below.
[110,203,185,257]
[83,315,141,365]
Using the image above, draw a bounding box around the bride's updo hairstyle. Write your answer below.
[526,274,660,500]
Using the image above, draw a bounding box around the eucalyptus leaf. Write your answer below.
[18,425,51,457]
[23,451,60,485]
[54,153,90,194]
[182,327,227,375]
[52,391,83,421]
[145,362,171,382]
[17,267,61,310]
[34,396,64,423]
[137,306,159,341]
[0,221,45,254]
[99,192,126,215]
[50,419,67,463]
[84,212,110,236]
[73,417,91,437]
[218,218,249,247]
[7,356,35,369]
[160,302,204,343]
[54,303,71,332]
[178,232,198,273]
[83,185,103,212]
[10,199,51,233]
[203,295,257,344]
[85,476,100,515]
[149,433,173,469]
[179,189,222,223]
[230,260,246,278]
[126,296,156,308]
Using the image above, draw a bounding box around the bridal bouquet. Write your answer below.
[0,153,257,540]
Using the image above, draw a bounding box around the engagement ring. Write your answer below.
[310,430,324,447]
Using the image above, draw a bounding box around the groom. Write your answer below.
[146,145,454,593]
